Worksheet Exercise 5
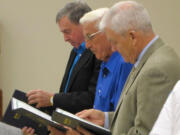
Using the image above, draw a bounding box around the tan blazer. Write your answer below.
[109,38,180,135]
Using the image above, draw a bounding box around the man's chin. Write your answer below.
[70,43,79,48]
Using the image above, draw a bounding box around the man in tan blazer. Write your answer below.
[48,1,180,135]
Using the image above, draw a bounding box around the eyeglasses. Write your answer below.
[84,31,101,41]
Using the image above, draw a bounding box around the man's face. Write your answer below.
[82,22,112,61]
[104,27,135,64]
[58,16,84,48]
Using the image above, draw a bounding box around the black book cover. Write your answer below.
[2,89,54,135]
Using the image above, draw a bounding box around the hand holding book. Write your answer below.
[76,109,105,127]
[48,125,94,135]
[26,89,54,108]
[52,108,111,135]
[11,98,67,133]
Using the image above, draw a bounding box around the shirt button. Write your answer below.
[98,89,101,93]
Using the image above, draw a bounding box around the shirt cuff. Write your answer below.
[50,96,54,106]
[104,112,109,129]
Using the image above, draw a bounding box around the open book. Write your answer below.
[11,98,66,132]
[3,89,54,135]
[52,108,111,135]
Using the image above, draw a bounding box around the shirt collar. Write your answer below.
[134,35,159,68]
[73,41,86,54]
[101,51,120,73]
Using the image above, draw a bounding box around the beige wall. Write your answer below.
[0,0,180,114]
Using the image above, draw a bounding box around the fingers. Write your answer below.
[48,126,65,135]
[66,128,81,135]
[26,89,40,97]
[28,95,38,105]
[77,126,94,135]
[76,109,89,117]
[26,90,40,104]
[47,126,53,131]
[22,126,35,135]
[76,109,93,119]
[26,89,53,108]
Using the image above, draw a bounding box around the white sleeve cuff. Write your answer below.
[104,112,109,129]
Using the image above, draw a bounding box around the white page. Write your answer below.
[55,108,109,131]
[12,97,58,124]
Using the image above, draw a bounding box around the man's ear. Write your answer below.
[129,30,137,47]
[129,30,136,40]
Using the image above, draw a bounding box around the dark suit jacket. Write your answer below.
[109,38,180,135]
[53,48,101,113]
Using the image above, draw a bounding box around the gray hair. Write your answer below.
[56,0,91,24]
[100,1,153,34]
[80,8,109,28]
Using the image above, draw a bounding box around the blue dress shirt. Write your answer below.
[93,52,133,111]
[64,41,86,93]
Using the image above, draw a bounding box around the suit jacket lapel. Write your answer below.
[110,38,164,127]
[66,49,91,92]
[60,50,76,92]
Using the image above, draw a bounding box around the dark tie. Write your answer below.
[103,67,109,78]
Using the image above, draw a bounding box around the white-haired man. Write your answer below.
[55,1,180,135]
[48,8,132,135]
[80,8,132,112]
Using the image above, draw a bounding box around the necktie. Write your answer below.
[103,67,109,78]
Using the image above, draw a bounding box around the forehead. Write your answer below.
[82,21,98,33]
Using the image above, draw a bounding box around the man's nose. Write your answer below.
[64,34,70,42]
[111,44,117,52]
[85,41,92,49]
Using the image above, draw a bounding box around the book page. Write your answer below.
[55,108,107,131]
[11,98,56,123]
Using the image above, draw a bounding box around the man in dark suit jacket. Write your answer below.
[26,1,100,114]
[22,1,100,135]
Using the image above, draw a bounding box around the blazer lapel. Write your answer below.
[110,38,164,127]
[60,50,76,92]
[66,49,91,92]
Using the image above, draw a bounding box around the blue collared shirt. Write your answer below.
[64,41,86,93]
[93,52,133,111]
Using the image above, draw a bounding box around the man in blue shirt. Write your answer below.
[47,7,133,135]
[80,8,133,111]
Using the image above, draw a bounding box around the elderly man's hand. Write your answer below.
[22,126,35,135]
[48,126,94,135]
[48,126,79,135]
[48,126,66,135]
[76,109,105,126]
[75,126,94,135]
[26,89,54,108]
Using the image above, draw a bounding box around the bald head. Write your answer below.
[100,1,153,35]
[99,1,155,64]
